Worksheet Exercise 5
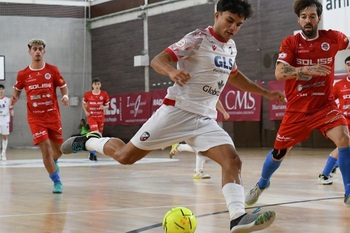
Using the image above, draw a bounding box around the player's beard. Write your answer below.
[301,25,317,39]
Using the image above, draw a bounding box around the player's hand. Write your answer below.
[223,112,230,120]
[169,69,191,86]
[11,95,18,105]
[267,90,285,104]
[61,96,69,106]
[297,65,331,80]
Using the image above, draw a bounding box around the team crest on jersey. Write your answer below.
[140,131,150,141]
[45,73,51,80]
[175,39,186,48]
[278,52,287,59]
[321,42,330,51]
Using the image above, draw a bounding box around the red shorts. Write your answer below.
[29,121,64,145]
[87,117,104,133]
[274,104,347,149]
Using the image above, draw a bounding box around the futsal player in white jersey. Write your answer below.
[61,0,284,232]
[0,84,13,161]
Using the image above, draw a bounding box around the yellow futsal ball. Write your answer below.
[162,207,197,233]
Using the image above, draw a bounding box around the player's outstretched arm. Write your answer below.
[227,70,284,103]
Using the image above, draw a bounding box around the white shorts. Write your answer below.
[130,105,234,152]
[0,122,10,135]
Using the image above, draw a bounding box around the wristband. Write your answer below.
[63,95,69,100]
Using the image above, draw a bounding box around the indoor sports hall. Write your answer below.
[0,0,349,232]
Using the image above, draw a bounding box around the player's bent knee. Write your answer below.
[272,148,287,160]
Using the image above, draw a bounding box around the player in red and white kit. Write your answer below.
[245,0,350,207]
[11,39,69,194]
[82,78,110,161]
[318,55,350,185]
[61,1,285,232]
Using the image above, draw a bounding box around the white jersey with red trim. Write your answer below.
[0,96,11,124]
[165,26,238,119]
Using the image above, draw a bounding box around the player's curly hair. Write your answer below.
[216,0,253,19]
[293,0,323,17]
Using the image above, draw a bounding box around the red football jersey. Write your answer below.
[333,77,350,120]
[14,63,67,124]
[277,30,349,113]
[83,90,110,120]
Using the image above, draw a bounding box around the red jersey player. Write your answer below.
[82,78,110,161]
[318,55,350,185]
[11,39,69,194]
[245,0,350,207]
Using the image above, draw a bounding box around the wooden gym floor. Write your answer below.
[0,147,349,233]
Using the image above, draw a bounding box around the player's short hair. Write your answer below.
[345,56,350,64]
[216,0,253,19]
[28,39,46,49]
[0,84,4,89]
[293,0,322,17]
[92,78,101,84]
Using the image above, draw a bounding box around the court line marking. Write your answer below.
[125,196,343,233]
[0,158,179,168]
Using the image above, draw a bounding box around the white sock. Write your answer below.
[195,154,206,171]
[222,183,246,220]
[177,144,195,152]
[2,139,8,155]
[86,137,110,155]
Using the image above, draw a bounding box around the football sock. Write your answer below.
[257,149,282,189]
[90,150,97,155]
[177,144,195,153]
[334,160,339,168]
[2,139,7,154]
[338,147,350,196]
[222,183,245,220]
[49,171,60,183]
[86,137,110,155]
[196,154,205,171]
[321,155,337,176]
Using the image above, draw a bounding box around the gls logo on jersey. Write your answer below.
[296,57,332,66]
[214,56,233,70]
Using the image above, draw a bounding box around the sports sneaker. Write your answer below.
[245,183,270,206]
[1,153,6,161]
[61,131,101,154]
[193,170,211,179]
[318,174,333,185]
[53,181,63,194]
[230,209,276,233]
[169,143,179,158]
[344,195,350,207]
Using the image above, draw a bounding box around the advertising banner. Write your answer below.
[219,83,262,121]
